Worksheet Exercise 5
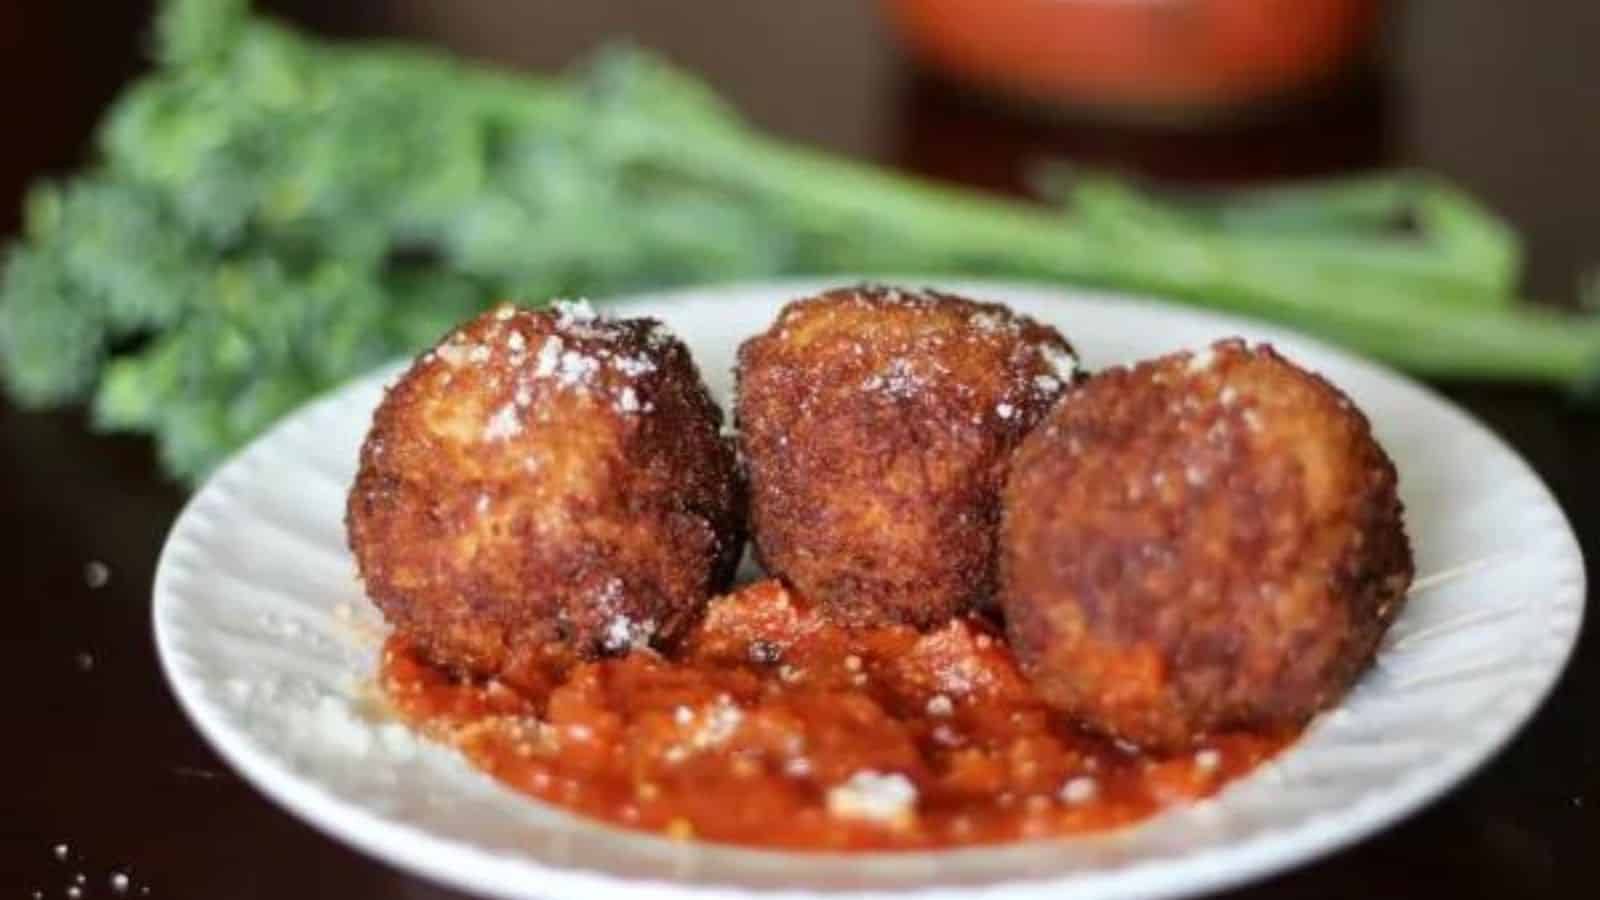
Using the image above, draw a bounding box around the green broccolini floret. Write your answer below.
[3,0,1598,485]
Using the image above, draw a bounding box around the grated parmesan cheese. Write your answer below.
[553,298,597,322]
[482,404,522,441]
[1186,346,1216,373]
[84,561,111,589]
[533,336,564,378]
[969,311,1011,334]
[1060,775,1099,805]
[602,614,657,652]
[435,343,472,367]
[1039,343,1078,381]
[614,355,656,377]
[827,770,918,825]
[555,350,600,387]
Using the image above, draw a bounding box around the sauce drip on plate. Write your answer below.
[380,580,1295,851]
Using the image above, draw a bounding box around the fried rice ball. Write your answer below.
[346,301,744,679]
[1000,338,1413,750]
[736,284,1080,629]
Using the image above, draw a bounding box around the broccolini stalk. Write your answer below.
[570,48,1598,381]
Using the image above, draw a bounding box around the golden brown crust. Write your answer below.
[1000,339,1412,750]
[346,301,744,680]
[736,284,1079,629]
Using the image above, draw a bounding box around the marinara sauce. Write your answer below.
[381,579,1295,850]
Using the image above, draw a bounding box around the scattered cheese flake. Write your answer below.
[689,696,744,748]
[996,402,1015,420]
[674,706,694,726]
[647,322,676,347]
[435,343,471,367]
[556,350,600,387]
[314,695,373,756]
[377,722,418,760]
[1039,343,1078,380]
[615,355,656,377]
[553,299,597,322]
[507,331,527,353]
[1060,775,1099,805]
[1034,374,1062,394]
[109,873,131,894]
[1196,749,1221,771]
[53,844,69,861]
[483,404,522,441]
[533,336,564,378]
[1218,386,1237,405]
[863,358,924,399]
[925,695,954,717]
[84,561,111,589]
[468,344,492,365]
[602,614,656,652]
[1186,347,1216,373]
[617,386,642,414]
[224,677,253,701]
[970,311,1010,334]
[747,640,782,665]
[827,771,918,825]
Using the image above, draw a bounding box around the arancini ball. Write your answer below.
[1000,338,1412,750]
[347,301,744,680]
[736,284,1079,628]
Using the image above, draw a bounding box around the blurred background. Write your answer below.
[1,0,1596,298]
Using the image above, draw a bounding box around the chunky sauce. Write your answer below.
[380,580,1296,850]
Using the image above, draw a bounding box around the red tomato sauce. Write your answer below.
[380,579,1296,851]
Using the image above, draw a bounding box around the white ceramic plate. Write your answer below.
[154,280,1585,900]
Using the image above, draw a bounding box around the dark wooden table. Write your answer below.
[3,2,1595,897]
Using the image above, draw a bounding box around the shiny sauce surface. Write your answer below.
[380,580,1296,850]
